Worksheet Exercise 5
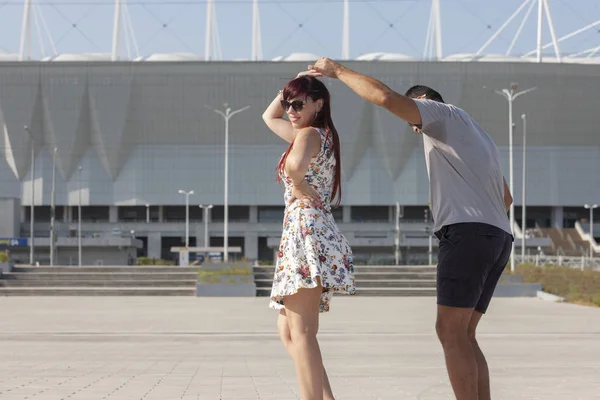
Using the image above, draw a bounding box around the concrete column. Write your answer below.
[20,206,26,223]
[551,206,564,229]
[147,232,162,259]
[343,205,351,223]
[109,206,118,223]
[158,206,164,222]
[249,205,258,223]
[67,206,73,222]
[244,232,258,261]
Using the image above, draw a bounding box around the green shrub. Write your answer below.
[0,252,8,263]
[512,264,600,307]
[136,257,175,266]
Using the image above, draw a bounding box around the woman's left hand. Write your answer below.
[289,180,322,209]
[295,70,322,79]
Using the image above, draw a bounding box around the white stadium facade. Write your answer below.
[0,0,599,266]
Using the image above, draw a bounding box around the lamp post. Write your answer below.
[50,147,57,266]
[25,125,35,265]
[199,204,213,257]
[584,204,598,260]
[394,202,402,265]
[77,166,82,267]
[205,103,250,262]
[178,190,194,248]
[495,83,537,272]
[521,114,527,263]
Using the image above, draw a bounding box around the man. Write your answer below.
[309,58,513,400]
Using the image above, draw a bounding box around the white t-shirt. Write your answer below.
[414,99,512,235]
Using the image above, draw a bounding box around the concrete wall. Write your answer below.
[0,61,598,208]
[9,246,139,266]
[0,197,20,237]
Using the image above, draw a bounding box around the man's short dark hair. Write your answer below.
[404,85,445,103]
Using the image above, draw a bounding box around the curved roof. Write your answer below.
[443,53,529,62]
[0,53,19,62]
[135,53,204,62]
[43,53,113,62]
[271,52,320,62]
[356,52,416,61]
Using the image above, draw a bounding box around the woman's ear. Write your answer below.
[317,99,324,112]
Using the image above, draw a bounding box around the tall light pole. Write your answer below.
[199,204,213,258]
[395,202,402,265]
[178,190,194,248]
[584,204,598,260]
[521,114,527,263]
[50,147,57,266]
[205,103,250,262]
[25,125,35,265]
[495,83,537,272]
[77,166,82,267]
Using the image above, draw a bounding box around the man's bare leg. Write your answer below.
[436,305,478,400]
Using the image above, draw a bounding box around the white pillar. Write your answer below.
[342,0,349,59]
[551,206,564,229]
[109,206,118,223]
[111,0,123,61]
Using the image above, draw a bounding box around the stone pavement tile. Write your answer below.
[1,297,600,400]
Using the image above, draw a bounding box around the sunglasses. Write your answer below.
[280,99,311,112]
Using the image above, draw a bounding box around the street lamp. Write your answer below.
[495,83,537,272]
[25,125,35,265]
[77,166,83,267]
[50,147,57,266]
[199,204,213,257]
[521,114,527,263]
[205,103,250,262]
[584,204,598,260]
[178,190,194,248]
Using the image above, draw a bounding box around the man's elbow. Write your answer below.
[379,90,395,109]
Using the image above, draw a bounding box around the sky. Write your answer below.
[0,0,598,60]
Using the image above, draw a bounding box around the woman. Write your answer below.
[262,71,355,400]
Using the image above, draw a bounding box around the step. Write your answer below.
[253,266,436,274]
[252,272,437,280]
[253,279,435,289]
[354,288,437,296]
[11,266,198,273]
[0,287,195,296]
[0,279,197,288]
[3,272,198,281]
[255,287,437,297]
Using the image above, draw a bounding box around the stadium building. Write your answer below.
[0,0,599,265]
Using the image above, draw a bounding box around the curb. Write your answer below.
[536,290,566,303]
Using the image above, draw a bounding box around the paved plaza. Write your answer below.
[0,296,599,400]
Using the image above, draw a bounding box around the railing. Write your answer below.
[516,255,600,271]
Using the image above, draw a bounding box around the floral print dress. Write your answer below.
[270,128,356,313]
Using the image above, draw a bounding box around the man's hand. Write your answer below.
[308,58,343,79]
[288,180,323,209]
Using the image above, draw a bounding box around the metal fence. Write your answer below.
[515,255,600,271]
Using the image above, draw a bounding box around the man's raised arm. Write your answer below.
[309,58,422,126]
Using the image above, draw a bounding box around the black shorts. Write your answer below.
[434,222,513,314]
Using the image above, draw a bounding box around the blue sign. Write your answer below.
[0,238,29,247]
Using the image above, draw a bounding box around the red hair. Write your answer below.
[276,76,342,207]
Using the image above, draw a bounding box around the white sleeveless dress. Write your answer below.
[269,128,356,313]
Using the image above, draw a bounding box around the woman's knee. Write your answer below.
[277,311,293,348]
